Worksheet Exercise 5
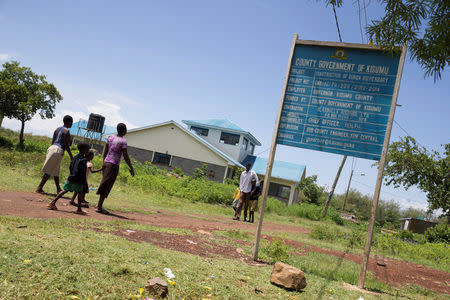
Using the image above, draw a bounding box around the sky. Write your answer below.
[1,0,448,212]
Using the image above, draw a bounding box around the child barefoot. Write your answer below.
[47,143,90,214]
[69,149,102,208]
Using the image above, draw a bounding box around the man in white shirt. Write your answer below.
[233,162,259,221]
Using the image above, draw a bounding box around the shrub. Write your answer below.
[310,225,342,241]
[193,164,208,179]
[425,222,450,243]
[395,230,414,241]
[0,135,14,149]
[173,167,184,177]
[260,237,290,263]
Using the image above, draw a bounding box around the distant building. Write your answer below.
[125,119,306,205]
[400,217,437,234]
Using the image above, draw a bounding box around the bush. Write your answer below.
[260,237,290,263]
[193,164,208,179]
[425,222,450,243]
[310,225,343,241]
[0,135,14,149]
[395,230,414,241]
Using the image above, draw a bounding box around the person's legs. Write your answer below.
[233,193,245,220]
[249,211,254,223]
[36,174,50,193]
[48,190,68,210]
[70,192,78,205]
[54,176,61,193]
[97,195,106,211]
[76,192,87,215]
[243,195,250,221]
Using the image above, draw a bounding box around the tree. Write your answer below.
[0,61,62,148]
[298,175,323,204]
[383,136,450,219]
[322,0,449,80]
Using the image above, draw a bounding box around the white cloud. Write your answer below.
[2,100,136,137]
[0,53,11,61]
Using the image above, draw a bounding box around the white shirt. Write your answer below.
[239,170,259,193]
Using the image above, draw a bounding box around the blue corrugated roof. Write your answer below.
[241,155,306,182]
[182,119,262,146]
[183,119,246,132]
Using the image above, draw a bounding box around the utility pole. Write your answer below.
[322,155,346,217]
[342,169,354,211]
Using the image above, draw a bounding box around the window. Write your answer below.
[153,152,171,166]
[242,137,249,150]
[191,126,209,137]
[249,143,255,154]
[219,132,240,145]
[268,183,291,199]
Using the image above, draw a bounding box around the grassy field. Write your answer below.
[0,129,449,299]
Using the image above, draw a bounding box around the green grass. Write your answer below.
[1,216,447,300]
[1,128,449,299]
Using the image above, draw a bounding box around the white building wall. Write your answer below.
[189,127,242,162]
[126,124,227,166]
[188,126,257,163]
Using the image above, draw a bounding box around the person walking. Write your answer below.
[233,162,258,221]
[36,115,74,194]
[95,123,134,214]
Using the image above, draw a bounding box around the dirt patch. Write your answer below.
[108,228,267,266]
[0,192,310,234]
[266,236,450,295]
[1,192,449,294]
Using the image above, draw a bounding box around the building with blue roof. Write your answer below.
[125,118,306,205]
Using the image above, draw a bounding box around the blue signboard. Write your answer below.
[276,42,401,160]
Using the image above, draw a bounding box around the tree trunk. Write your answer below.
[18,120,25,149]
[0,111,3,127]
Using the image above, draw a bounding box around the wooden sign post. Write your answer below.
[358,43,407,288]
[252,33,299,260]
[252,35,407,278]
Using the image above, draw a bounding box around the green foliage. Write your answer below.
[367,0,449,80]
[384,136,450,218]
[310,225,343,241]
[260,237,290,263]
[266,198,344,225]
[298,175,323,204]
[395,230,414,240]
[173,167,184,177]
[425,222,450,243]
[193,163,208,179]
[322,0,449,80]
[0,61,62,147]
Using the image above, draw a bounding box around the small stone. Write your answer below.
[270,262,307,290]
[145,277,168,298]
[236,248,244,254]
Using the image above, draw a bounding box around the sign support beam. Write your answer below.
[358,43,408,288]
[252,33,298,261]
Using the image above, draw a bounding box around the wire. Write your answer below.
[254,147,270,156]
[394,120,428,151]
[332,4,343,42]
[351,179,424,205]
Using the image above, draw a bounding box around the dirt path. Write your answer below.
[1,192,449,294]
